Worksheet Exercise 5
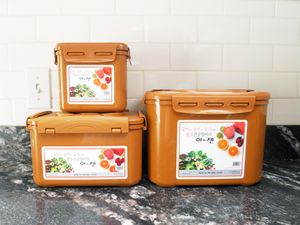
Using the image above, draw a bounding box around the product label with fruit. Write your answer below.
[67,65,114,104]
[42,146,127,180]
[176,120,247,180]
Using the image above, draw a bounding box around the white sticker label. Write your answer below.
[176,120,247,180]
[42,146,127,180]
[67,65,114,105]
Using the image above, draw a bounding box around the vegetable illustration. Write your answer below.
[69,84,95,98]
[179,150,214,170]
[45,158,73,173]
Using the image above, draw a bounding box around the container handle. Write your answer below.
[26,111,53,130]
[138,111,147,131]
[172,96,256,115]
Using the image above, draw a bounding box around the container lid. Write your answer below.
[144,89,270,115]
[145,89,270,101]
[26,111,145,134]
[54,42,130,65]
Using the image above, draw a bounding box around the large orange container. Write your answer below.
[145,90,270,186]
[26,111,145,187]
[54,43,130,112]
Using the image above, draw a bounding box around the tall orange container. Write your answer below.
[54,43,130,113]
[26,111,145,187]
[145,90,270,186]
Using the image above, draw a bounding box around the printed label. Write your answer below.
[42,146,127,180]
[176,120,247,180]
[67,65,114,104]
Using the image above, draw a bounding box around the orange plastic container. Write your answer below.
[54,43,130,112]
[145,89,270,187]
[26,111,145,187]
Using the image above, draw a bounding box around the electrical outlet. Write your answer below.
[27,68,51,109]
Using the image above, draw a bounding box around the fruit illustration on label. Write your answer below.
[105,77,111,84]
[93,78,101,86]
[234,122,245,135]
[96,69,104,79]
[100,160,110,169]
[113,148,125,156]
[103,67,112,75]
[217,139,229,150]
[228,146,239,157]
[223,126,235,139]
[101,83,108,90]
[104,149,114,160]
[236,137,244,147]
[109,165,117,172]
[115,157,125,166]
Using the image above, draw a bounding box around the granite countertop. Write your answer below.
[0,127,299,225]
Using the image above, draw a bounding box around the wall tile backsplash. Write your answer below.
[0,0,299,125]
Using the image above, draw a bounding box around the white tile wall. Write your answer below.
[276,1,300,18]
[7,0,60,15]
[144,71,197,90]
[249,72,298,98]
[62,0,115,15]
[0,0,7,15]
[0,17,35,42]
[37,16,90,42]
[171,0,223,15]
[250,18,299,44]
[198,16,249,43]
[224,0,275,16]
[223,46,273,71]
[145,16,197,43]
[0,0,300,125]
[117,0,169,15]
[197,72,249,89]
[90,16,143,42]
[170,44,222,70]
[274,47,300,71]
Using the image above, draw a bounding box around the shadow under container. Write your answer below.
[26,111,146,187]
[55,43,130,113]
[145,89,270,187]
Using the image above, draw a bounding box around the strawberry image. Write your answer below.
[103,67,112,75]
[104,149,114,160]
[113,148,125,156]
[96,69,104,79]
[223,126,235,139]
[234,122,245,135]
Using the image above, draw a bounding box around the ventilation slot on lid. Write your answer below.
[230,102,250,107]
[67,52,85,56]
[204,102,224,107]
[95,52,113,56]
[178,102,198,107]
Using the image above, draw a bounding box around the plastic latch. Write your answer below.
[45,128,55,134]
[111,128,122,133]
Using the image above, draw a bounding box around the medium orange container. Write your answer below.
[54,43,130,112]
[26,111,145,187]
[145,90,270,187]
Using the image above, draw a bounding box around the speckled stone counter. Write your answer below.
[0,126,299,225]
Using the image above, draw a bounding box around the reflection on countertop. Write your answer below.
[0,126,299,225]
